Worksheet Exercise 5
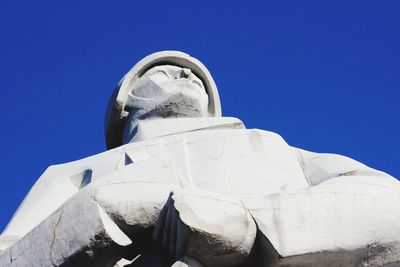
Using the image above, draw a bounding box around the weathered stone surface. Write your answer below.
[0,192,131,267]
[154,190,256,267]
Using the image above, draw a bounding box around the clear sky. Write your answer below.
[0,1,399,232]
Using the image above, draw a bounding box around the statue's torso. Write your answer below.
[2,126,309,241]
[2,118,400,266]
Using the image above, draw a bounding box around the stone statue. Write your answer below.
[0,51,399,267]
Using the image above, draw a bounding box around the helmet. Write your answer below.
[104,51,222,149]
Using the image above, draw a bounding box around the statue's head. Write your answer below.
[105,51,221,149]
[128,64,209,118]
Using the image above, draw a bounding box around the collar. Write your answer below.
[124,117,245,144]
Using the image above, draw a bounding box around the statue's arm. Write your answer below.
[0,155,182,266]
[0,147,123,250]
[0,184,134,267]
[248,149,400,263]
[0,163,85,250]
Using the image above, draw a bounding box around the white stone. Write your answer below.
[0,190,131,266]
[153,189,257,267]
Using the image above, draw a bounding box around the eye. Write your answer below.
[153,70,169,77]
[192,80,204,88]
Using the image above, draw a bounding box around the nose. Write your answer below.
[178,68,191,79]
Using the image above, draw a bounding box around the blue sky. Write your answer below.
[0,1,399,232]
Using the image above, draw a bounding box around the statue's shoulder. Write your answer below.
[294,147,395,185]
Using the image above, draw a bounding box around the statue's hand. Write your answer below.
[153,189,257,267]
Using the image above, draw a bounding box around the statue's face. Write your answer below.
[127,65,209,119]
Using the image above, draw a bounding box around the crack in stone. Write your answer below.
[49,208,64,267]
[10,244,32,262]
[338,169,359,177]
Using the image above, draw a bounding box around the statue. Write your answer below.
[0,51,399,267]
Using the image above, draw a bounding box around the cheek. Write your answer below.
[200,96,210,115]
[198,89,209,107]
